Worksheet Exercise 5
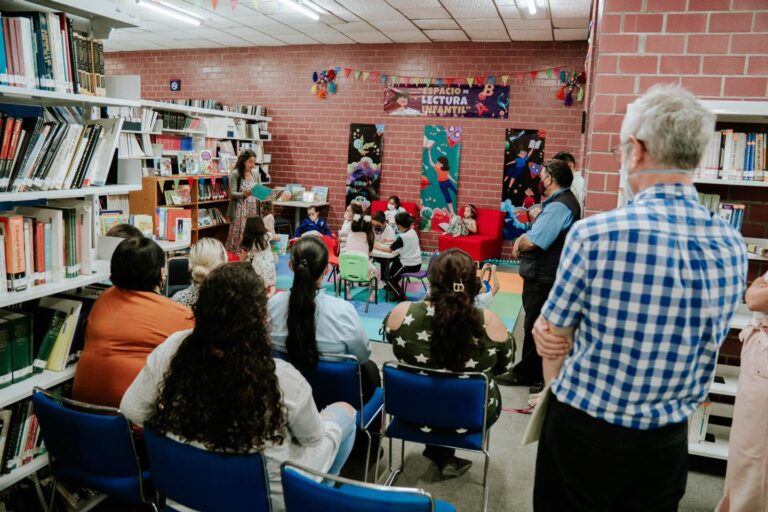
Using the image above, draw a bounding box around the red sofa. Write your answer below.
[370,200,419,221]
[438,208,504,262]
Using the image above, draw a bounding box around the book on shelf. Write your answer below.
[312,186,328,203]
[0,317,11,388]
[0,215,26,292]
[160,112,204,132]
[154,99,265,117]
[98,210,128,236]
[746,240,768,257]
[155,207,191,241]
[0,310,31,384]
[130,214,153,238]
[197,208,226,227]
[197,178,227,202]
[176,217,191,243]
[697,129,768,182]
[175,183,191,204]
[178,151,198,175]
[36,297,81,372]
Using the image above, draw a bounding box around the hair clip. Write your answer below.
[353,214,361,221]
[363,215,371,222]
[453,282,465,292]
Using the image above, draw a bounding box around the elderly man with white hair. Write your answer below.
[530,85,748,510]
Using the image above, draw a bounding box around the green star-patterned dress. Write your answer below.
[385,301,514,428]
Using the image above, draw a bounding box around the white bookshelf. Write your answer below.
[161,128,207,136]
[689,424,730,460]
[0,184,140,202]
[142,99,271,122]
[0,455,50,491]
[693,177,768,188]
[743,237,768,261]
[710,364,739,397]
[0,85,140,108]
[0,366,77,410]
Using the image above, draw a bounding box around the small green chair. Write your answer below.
[338,252,378,313]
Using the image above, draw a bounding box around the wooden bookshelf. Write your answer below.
[129,176,230,243]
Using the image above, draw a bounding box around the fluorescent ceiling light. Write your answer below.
[137,0,202,25]
[526,0,537,15]
[278,0,320,20]
[302,0,328,15]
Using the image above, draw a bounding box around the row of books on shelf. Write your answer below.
[154,134,194,152]
[198,208,226,228]
[697,193,746,231]
[697,130,767,181]
[0,108,120,192]
[107,106,158,133]
[0,202,91,293]
[156,99,266,117]
[99,212,152,238]
[199,180,227,201]
[161,113,204,132]
[118,132,154,159]
[0,11,104,96]
[160,180,227,206]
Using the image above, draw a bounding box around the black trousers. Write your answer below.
[534,395,688,512]
[360,359,381,402]
[385,259,422,301]
[512,278,554,383]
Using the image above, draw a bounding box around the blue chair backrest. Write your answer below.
[275,352,362,411]
[144,427,271,512]
[32,390,150,504]
[383,362,487,431]
[282,462,435,512]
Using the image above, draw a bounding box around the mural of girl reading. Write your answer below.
[419,125,462,232]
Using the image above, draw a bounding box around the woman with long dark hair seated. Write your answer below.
[73,236,193,407]
[121,263,356,511]
[385,248,513,478]
[268,236,380,399]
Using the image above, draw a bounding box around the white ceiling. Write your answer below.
[104,0,590,52]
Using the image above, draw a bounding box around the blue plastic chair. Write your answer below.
[339,252,378,312]
[144,427,272,512]
[281,461,456,512]
[31,388,157,511]
[378,362,491,512]
[275,352,384,482]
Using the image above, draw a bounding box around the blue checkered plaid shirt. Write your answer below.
[541,183,747,429]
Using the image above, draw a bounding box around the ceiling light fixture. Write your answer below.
[277,0,320,21]
[526,0,537,15]
[301,0,328,15]
[137,0,202,26]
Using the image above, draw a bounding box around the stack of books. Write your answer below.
[697,130,767,181]
[698,193,746,231]
[160,113,204,132]
[198,179,227,201]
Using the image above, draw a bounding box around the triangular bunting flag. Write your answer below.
[488,76,495,85]
[530,70,539,80]
[311,84,318,94]
[553,67,562,75]
[354,70,361,79]
[424,78,431,86]
[436,78,443,86]
[390,75,398,84]
[381,74,388,83]
[230,0,237,10]
[501,75,509,85]
[334,66,341,75]
[546,68,553,79]
[344,68,351,77]
[466,77,474,86]
[362,71,370,81]
[173,179,180,188]
[211,0,218,9]
[445,78,453,86]
[371,71,380,80]
[403,76,410,85]
[475,76,484,86]
[455,78,463,85]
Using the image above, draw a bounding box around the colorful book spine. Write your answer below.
[0,215,26,292]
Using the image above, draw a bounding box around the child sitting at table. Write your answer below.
[293,205,331,238]
[372,211,396,244]
[342,212,379,299]
[375,212,422,302]
[384,195,407,230]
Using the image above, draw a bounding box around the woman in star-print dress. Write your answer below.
[384,249,513,477]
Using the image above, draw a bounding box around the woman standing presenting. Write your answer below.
[225,149,260,252]
[717,271,768,512]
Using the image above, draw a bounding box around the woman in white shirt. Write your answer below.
[121,263,356,512]
[268,236,380,399]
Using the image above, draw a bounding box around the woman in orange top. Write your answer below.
[73,237,194,407]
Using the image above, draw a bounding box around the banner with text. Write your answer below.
[383,84,510,119]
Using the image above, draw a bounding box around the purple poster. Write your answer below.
[384,84,509,119]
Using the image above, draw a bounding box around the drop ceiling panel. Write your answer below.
[554,28,589,40]
[423,30,470,42]
[103,0,588,51]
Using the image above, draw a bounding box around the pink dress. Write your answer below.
[343,232,377,278]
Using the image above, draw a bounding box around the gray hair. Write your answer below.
[189,237,228,284]
[620,85,715,170]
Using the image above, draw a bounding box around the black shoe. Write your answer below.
[494,372,538,387]
[528,382,544,394]
[436,457,473,478]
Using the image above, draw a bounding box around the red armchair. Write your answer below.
[438,208,504,262]
[370,200,419,221]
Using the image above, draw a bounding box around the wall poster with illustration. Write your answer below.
[346,123,384,209]
[419,125,462,232]
[500,128,546,240]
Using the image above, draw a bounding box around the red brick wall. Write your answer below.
[106,42,587,258]
[585,0,768,216]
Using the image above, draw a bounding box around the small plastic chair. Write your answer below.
[144,427,272,512]
[338,252,378,313]
[281,461,456,512]
[400,253,438,299]
[31,388,157,511]
[378,362,492,512]
[321,235,340,294]
[274,352,384,483]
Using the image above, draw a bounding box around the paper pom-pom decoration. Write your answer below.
[556,70,586,107]
[310,68,338,99]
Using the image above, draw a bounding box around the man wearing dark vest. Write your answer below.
[497,159,580,390]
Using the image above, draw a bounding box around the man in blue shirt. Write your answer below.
[496,160,579,389]
[531,85,747,510]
